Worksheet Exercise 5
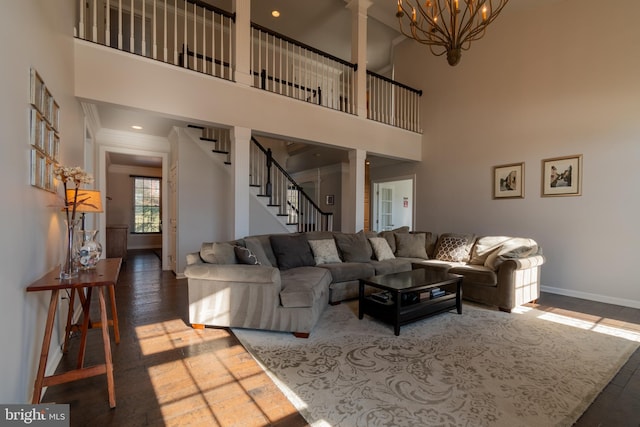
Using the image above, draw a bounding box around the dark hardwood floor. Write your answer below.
[42,250,640,426]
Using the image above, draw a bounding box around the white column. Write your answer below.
[348,0,371,118]
[233,0,253,86]
[343,149,366,232]
[231,126,252,238]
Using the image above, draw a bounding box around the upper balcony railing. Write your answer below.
[250,24,356,115]
[75,0,422,133]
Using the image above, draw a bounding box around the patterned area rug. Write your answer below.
[233,302,639,427]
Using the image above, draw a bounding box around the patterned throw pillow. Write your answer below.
[308,239,342,265]
[434,235,473,262]
[368,237,396,261]
[234,245,261,265]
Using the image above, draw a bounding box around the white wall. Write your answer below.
[176,129,233,273]
[0,0,85,403]
[73,40,422,163]
[390,0,640,307]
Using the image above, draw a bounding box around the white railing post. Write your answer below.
[79,0,85,39]
[142,0,146,56]
[129,0,134,53]
[153,0,157,59]
[106,0,111,46]
[92,0,98,42]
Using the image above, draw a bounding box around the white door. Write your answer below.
[372,177,414,232]
[378,187,393,231]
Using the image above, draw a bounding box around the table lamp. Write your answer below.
[66,189,104,231]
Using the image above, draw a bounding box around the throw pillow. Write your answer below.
[378,226,410,253]
[244,237,275,267]
[368,237,395,261]
[394,233,428,259]
[234,245,261,265]
[308,239,342,265]
[433,233,475,262]
[269,234,315,270]
[334,231,373,262]
[200,242,237,264]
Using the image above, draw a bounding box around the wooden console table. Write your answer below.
[27,258,122,408]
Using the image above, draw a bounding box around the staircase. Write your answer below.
[187,125,333,233]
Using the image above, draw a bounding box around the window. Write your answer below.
[133,176,161,233]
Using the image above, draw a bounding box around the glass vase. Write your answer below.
[60,219,80,279]
[76,229,103,270]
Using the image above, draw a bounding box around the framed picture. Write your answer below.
[326,195,335,205]
[542,154,582,197]
[493,162,524,199]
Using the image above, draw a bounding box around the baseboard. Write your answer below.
[541,285,640,309]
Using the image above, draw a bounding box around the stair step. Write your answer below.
[201,137,218,142]
[224,161,231,165]
[188,124,205,130]
[211,149,228,154]
[277,214,288,217]
[249,184,261,188]
[256,194,269,198]
[267,204,280,207]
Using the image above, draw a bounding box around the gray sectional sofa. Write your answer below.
[184,228,545,336]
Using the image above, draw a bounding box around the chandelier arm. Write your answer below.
[401,2,450,47]
[457,0,509,46]
[463,1,509,42]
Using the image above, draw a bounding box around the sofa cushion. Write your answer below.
[448,265,497,287]
[269,233,315,270]
[395,233,429,259]
[234,245,261,265]
[200,242,237,264]
[378,226,410,253]
[308,239,342,265]
[369,258,412,275]
[334,231,373,262]
[279,266,332,308]
[318,262,375,283]
[368,237,395,261]
[244,235,276,267]
[433,233,475,262]
[411,259,463,272]
[305,231,335,241]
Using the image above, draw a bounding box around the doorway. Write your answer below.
[371,176,415,232]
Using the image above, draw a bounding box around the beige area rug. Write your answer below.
[233,302,639,427]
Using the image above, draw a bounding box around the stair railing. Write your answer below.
[250,137,333,232]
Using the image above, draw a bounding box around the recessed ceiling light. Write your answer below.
[131,125,143,130]
[271,10,280,18]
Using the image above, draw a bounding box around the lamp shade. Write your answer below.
[65,189,104,213]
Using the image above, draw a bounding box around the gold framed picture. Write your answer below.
[493,162,524,199]
[542,155,582,197]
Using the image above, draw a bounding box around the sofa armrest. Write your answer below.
[185,264,283,328]
[496,254,545,271]
[184,264,280,287]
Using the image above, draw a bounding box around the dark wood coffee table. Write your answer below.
[358,268,462,335]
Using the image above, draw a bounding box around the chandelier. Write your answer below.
[396,0,510,66]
